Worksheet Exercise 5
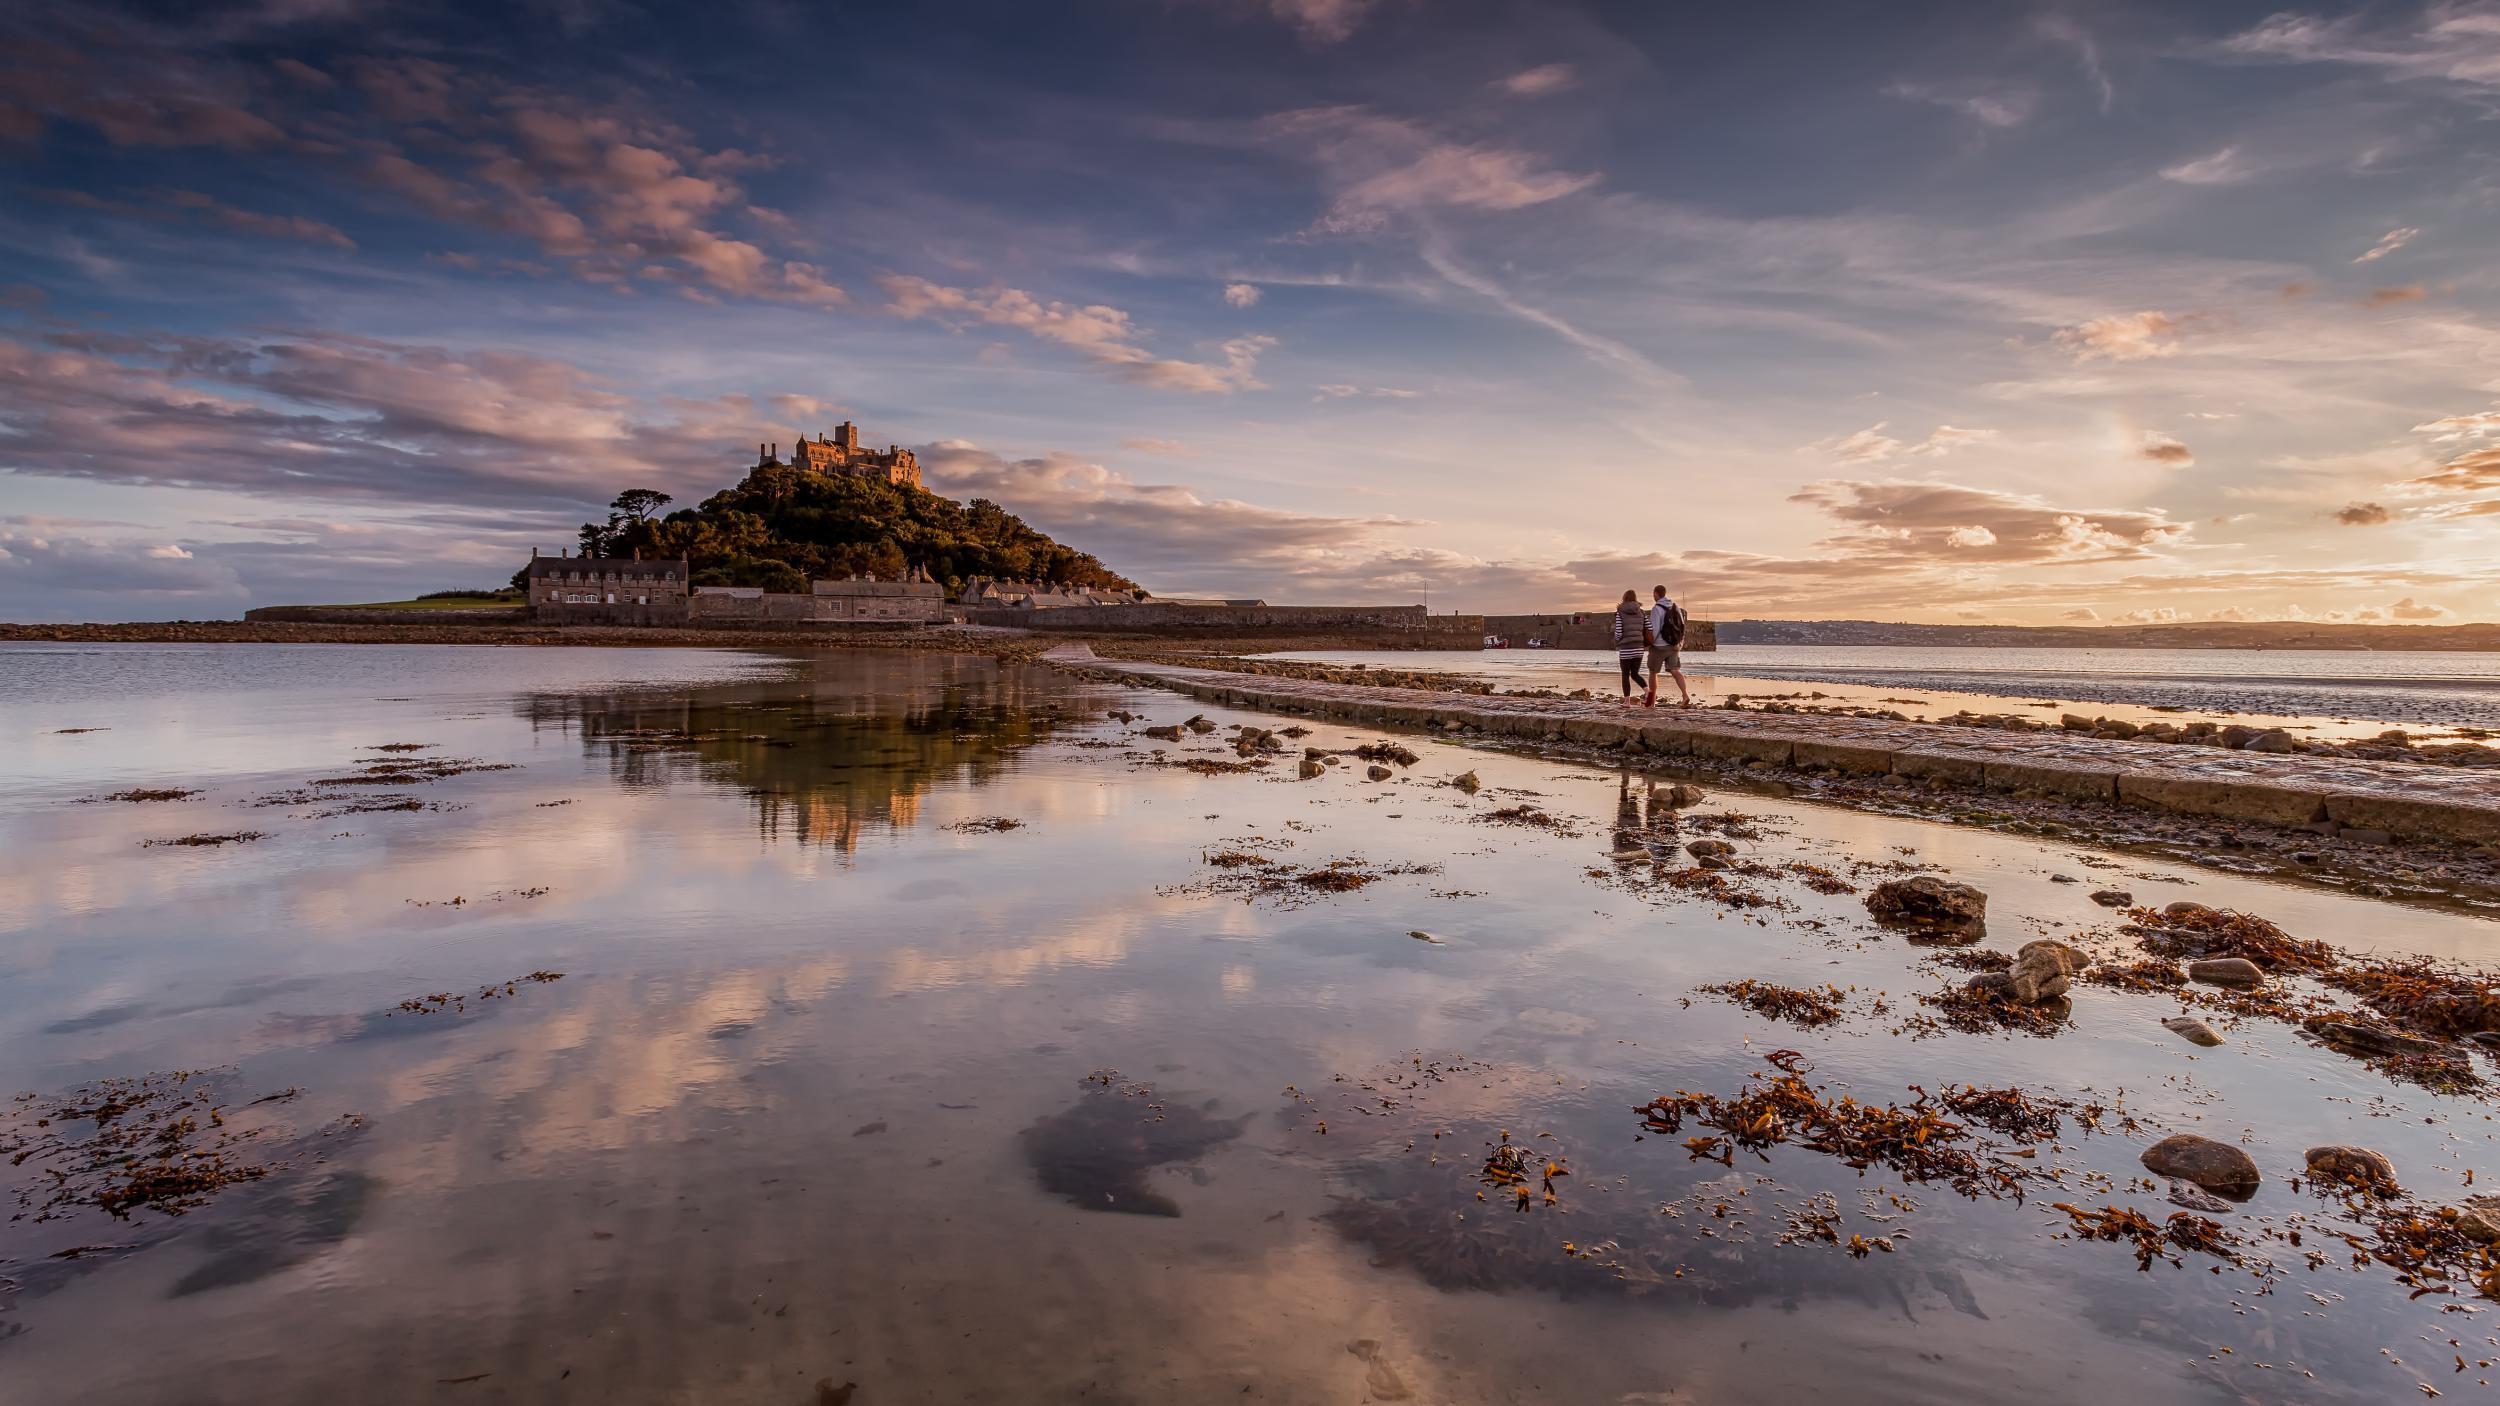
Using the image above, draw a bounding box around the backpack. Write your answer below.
[1655,599,1687,648]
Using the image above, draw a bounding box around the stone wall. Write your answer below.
[245,606,534,626]
[1482,613,1718,652]
[963,603,1484,645]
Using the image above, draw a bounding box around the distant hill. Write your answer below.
[1717,619,2500,651]
[555,459,1136,596]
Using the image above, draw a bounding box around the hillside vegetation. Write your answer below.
[543,463,1135,595]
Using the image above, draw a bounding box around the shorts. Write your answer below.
[1647,645,1681,672]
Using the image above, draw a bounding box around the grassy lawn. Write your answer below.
[322,595,525,610]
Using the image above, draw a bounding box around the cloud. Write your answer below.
[1312,383,1419,400]
[2137,431,2194,466]
[880,276,1270,393]
[1260,0,1381,43]
[1885,82,2036,129]
[1807,422,1997,463]
[2039,14,2115,111]
[2335,500,2392,525]
[1118,438,1197,456]
[1267,107,1598,236]
[2390,595,2449,619]
[1222,281,1261,307]
[2417,410,2500,442]
[2364,283,2426,307]
[2409,445,2500,495]
[47,187,355,248]
[2116,606,2179,624]
[918,440,1410,585]
[2354,226,2419,263]
[2160,145,2253,185]
[2220,9,2500,90]
[0,326,814,509]
[2061,607,2099,621]
[0,521,246,601]
[1788,479,2190,565]
[1499,63,1578,96]
[2053,310,2182,361]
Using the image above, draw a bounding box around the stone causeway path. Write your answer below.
[1044,646,2500,849]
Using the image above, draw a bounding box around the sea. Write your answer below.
[0,640,2493,1404]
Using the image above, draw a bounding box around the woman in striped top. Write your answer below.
[1611,590,1651,702]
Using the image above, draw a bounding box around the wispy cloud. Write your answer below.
[2160,145,2253,185]
[881,276,1271,392]
[1499,63,1578,96]
[1884,82,2036,129]
[2053,310,2184,361]
[1222,281,1261,307]
[2354,226,2420,263]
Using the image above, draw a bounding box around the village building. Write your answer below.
[759,422,921,489]
[958,577,1149,609]
[524,551,690,624]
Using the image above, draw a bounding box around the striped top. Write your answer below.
[1612,605,1650,660]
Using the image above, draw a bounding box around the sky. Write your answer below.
[2,0,2498,624]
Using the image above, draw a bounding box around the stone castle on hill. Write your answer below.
[759,421,920,489]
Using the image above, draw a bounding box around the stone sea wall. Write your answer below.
[965,603,1485,646]
[1051,646,2500,849]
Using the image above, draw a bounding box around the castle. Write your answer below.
[757,421,921,489]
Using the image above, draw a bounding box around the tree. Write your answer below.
[611,488,672,524]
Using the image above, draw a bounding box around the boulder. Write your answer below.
[1142,725,1184,741]
[2165,1180,2234,1213]
[2090,889,2134,908]
[2140,1135,2261,1197]
[1366,765,1393,781]
[2303,1145,2398,1192]
[2161,1015,2224,1047]
[1298,758,1325,780]
[1451,771,1481,794]
[1965,972,2016,998]
[1864,877,1988,933]
[2163,901,2214,920]
[2187,957,2265,989]
[2305,1019,2443,1059]
[2060,714,2095,732]
[2100,719,2142,740]
[2007,945,2073,1004]
[1659,783,1706,808]
[1687,840,1736,861]
[2456,1198,2500,1244]
[2244,729,2297,754]
[2220,725,2261,749]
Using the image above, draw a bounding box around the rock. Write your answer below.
[1687,840,1736,861]
[2161,1016,2223,1047]
[2304,1018,2443,1058]
[2165,1180,2235,1213]
[2187,957,2265,989]
[2220,725,2261,749]
[2060,714,2095,732]
[1659,783,1706,808]
[2244,729,2297,753]
[1451,771,1481,794]
[1864,876,1987,933]
[2099,718,2142,740]
[1609,848,1649,863]
[1298,758,1325,780]
[2021,938,2090,968]
[2089,889,2133,908]
[2336,827,2392,846]
[1142,725,1183,741]
[1366,765,1393,781]
[2304,1145,2398,1192]
[2007,944,2074,1004]
[1184,715,1216,734]
[2456,1198,2500,1243]
[2050,874,2080,885]
[1965,972,2016,998]
[2140,1134,2261,1197]
[2162,900,2214,920]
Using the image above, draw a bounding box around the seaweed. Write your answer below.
[1636,1066,2033,1201]
[1695,980,1850,1028]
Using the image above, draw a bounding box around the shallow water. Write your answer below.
[4,643,2500,1404]
[1265,645,2500,736]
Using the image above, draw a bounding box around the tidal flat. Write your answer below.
[6,642,2500,1404]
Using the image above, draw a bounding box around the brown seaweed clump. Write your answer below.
[100,788,200,803]
[2124,905,2334,972]
[2,1073,288,1222]
[142,831,266,849]
[1695,980,1850,1028]
[1932,1085,2121,1143]
[1636,1067,2031,1201]
[1476,805,1577,834]
[2084,958,2188,993]
[1170,851,1438,906]
[2051,1203,2241,1271]
[1908,985,2071,1038]
[945,816,1025,834]
[1780,862,1856,895]
[2321,957,2500,1039]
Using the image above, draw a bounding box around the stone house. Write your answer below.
[759,421,921,488]
[525,552,690,623]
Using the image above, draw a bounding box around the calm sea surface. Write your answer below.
[2,642,2496,1403]
[1268,645,2500,735]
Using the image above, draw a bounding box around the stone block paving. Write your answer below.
[1047,647,2500,848]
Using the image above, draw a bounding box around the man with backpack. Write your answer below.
[1644,585,1692,708]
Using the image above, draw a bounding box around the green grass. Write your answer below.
[323,594,524,610]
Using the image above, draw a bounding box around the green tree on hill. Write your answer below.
[585,461,1135,595]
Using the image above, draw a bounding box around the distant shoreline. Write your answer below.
[1718,618,2500,651]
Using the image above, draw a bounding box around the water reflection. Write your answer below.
[517,653,1088,850]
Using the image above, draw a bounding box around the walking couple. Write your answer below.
[1611,586,1691,707]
